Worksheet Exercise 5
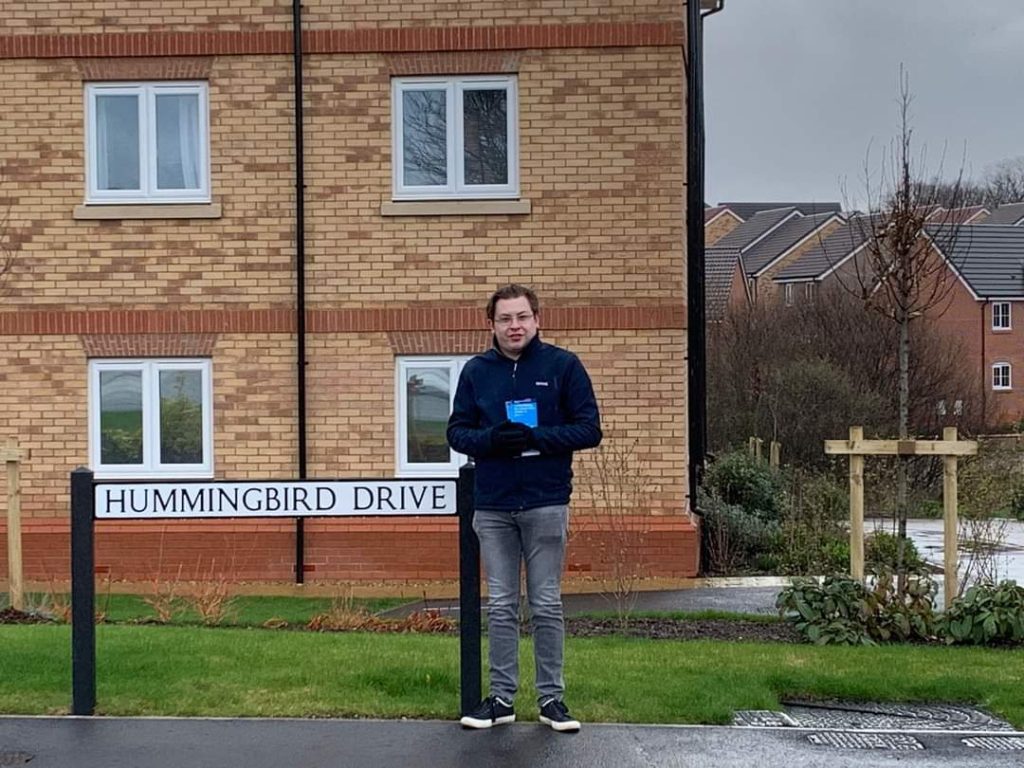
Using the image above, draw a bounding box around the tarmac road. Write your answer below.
[2,716,1023,768]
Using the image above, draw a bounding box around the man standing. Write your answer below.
[448,284,602,733]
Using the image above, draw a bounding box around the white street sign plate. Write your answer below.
[94,480,457,519]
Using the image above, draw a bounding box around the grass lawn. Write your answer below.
[2,624,1022,726]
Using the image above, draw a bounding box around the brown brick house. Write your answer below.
[0,1,708,586]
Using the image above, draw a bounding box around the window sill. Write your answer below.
[381,199,531,217]
[74,202,222,220]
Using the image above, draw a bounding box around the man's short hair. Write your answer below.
[486,284,540,320]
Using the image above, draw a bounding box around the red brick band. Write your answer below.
[0,306,685,335]
[75,56,214,80]
[81,333,219,357]
[0,22,684,60]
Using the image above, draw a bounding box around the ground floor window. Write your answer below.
[396,356,470,476]
[992,362,1012,391]
[88,358,213,478]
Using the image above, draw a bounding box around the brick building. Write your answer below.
[0,2,704,585]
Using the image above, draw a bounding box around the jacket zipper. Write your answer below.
[511,360,524,509]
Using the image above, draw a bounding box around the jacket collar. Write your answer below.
[491,331,542,362]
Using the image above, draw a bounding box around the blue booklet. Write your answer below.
[505,398,538,427]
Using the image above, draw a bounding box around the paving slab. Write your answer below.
[2,717,1023,768]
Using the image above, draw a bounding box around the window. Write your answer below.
[993,302,1011,330]
[992,362,1012,391]
[85,82,210,203]
[392,76,518,200]
[396,356,470,476]
[89,359,213,478]
[804,282,816,300]
[783,283,794,307]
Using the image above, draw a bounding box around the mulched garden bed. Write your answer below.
[0,607,52,625]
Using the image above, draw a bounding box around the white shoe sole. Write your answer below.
[539,715,581,732]
[460,714,515,729]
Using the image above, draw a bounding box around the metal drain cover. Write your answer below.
[962,736,1024,751]
[807,732,924,751]
[734,701,1017,731]
[0,751,34,766]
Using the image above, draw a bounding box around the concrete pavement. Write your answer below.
[3,716,1023,768]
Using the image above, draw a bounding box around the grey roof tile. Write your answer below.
[774,219,871,281]
[742,212,839,276]
[978,202,1024,226]
[709,207,799,251]
[926,224,1024,298]
[704,248,741,322]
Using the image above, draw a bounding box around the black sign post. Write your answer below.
[69,468,480,718]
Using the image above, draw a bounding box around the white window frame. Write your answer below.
[88,358,214,479]
[783,283,794,307]
[396,356,471,477]
[85,81,211,204]
[992,302,1011,331]
[992,362,1012,391]
[392,76,519,201]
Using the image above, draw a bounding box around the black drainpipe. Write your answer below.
[687,0,722,573]
[292,0,308,584]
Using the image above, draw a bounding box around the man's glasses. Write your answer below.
[494,313,535,327]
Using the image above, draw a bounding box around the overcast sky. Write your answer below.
[704,0,1024,208]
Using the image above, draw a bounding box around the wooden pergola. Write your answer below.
[825,426,977,606]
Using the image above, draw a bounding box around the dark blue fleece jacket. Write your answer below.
[446,334,602,511]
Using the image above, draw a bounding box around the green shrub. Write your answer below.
[912,499,943,519]
[700,491,781,574]
[1010,486,1024,521]
[703,450,784,520]
[776,572,937,645]
[775,471,849,576]
[865,531,928,575]
[938,581,1024,646]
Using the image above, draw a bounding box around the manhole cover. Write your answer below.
[807,732,924,751]
[781,701,1016,731]
[732,710,798,727]
[962,736,1024,751]
[0,751,34,766]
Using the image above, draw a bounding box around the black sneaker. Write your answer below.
[460,696,515,729]
[539,698,581,732]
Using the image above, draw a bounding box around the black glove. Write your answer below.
[490,420,532,456]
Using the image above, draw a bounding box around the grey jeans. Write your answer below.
[472,505,569,704]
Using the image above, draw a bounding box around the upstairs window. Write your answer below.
[392,76,518,200]
[992,362,1012,391]
[992,302,1011,330]
[85,82,210,203]
[783,284,794,307]
[89,359,214,478]
[396,356,470,477]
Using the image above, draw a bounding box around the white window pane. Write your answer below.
[155,93,201,190]
[405,367,451,464]
[463,89,508,185]
[403,90,448,186]
[99,370,143,465]
[95,94,140,191]
[159,369,204,465]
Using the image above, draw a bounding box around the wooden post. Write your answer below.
[748,436,756,458]
[942,426,959,606]
[849,427,865,582]
[3,438,25,611]
[754,438,763,461]
[769,441,781,468]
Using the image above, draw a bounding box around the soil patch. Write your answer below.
[0,607,52,625]
[566,617,804,643]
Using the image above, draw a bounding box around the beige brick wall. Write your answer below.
[5,0,684,34]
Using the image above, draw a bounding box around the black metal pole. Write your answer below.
[686,0,709,570]
[457,462,481,715]
[292,0,308,584]
[70,467,95,716]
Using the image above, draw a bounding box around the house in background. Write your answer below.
[927,224,1024,425]
[704,205,743,246]
[0,1,707,586]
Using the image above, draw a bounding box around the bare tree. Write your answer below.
[836,66,970,576]
[981,156,1024,206]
